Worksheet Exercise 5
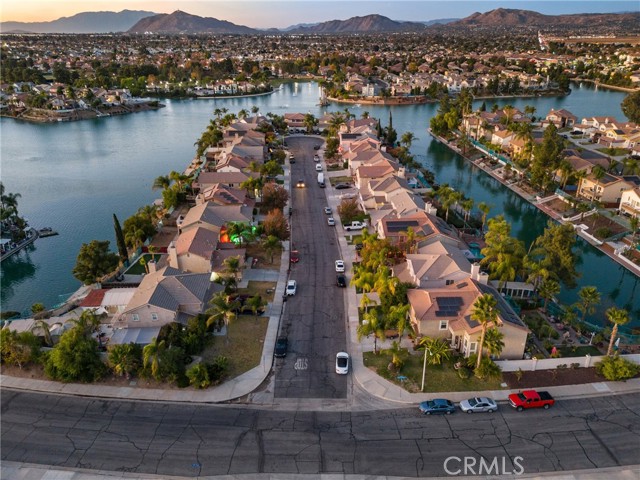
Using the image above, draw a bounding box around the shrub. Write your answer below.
[515,368,524,383]
[186,363,211,389]
[570,362,581,369]
[474,357,502,379]
[457,367,471,379]
[594,227,612,239]
[556,364,568,370]
[596,355,640,381]
[207,355,229,384]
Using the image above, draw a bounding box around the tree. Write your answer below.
[261,183,289,212]
[303,113,318,133]
[246,295,266,318]
[151,175,171,191]
[262,209,289,241]
[357,309,385,354]
[31,303,45,315]
[0,329,40,369]
[471,294,499,369]
[483,327,505,358]
[72,240,119,285]
[44,327,105,383]
[621,90,640,123]
[143,337,167,380]
[480,216,525,290]
[205,292,240,337]
[187,363,211,389]
[417,336,451,366]
[113,214,128,263]
[538,279,561,313]
[261,235,283,263]
[108,343,142,378]
[123,211,156,249]
[605,307,630,356]
[400,131,417,150]
[478,202,491,231]
[226,221,253,246]
[223,255,242,280]
[337,198,362,224]
[387,304,410,339]
[575,286,601,323]
[31,319,53,347]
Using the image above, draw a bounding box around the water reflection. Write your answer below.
[0,247,38,303]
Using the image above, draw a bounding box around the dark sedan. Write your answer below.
[274,337,288,357]
[336,274,347,287]
[419,399,456,415]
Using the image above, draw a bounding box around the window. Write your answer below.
[470,342,477,353]
[439,320,448,330]
[132,314,139,322]
[446,279,454,286]
[151,313,158,321]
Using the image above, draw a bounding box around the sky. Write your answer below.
[2,1,638,28]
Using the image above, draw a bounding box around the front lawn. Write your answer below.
[596,147,629,157]
[363,348,504,393]
[557,345,602,357]
[330,176,352,185]
[201,315,268,379]
[238,280,277,303]
[245,242,281,270]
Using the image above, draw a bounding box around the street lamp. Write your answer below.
[421,346,432,392]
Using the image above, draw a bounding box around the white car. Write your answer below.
[314,155,320,162]
[286,279,297,296]
[315,164,322,172]
[335,260,345,272]
[336,352,350,374]
[327,217,335,226]
[459,397,498,413]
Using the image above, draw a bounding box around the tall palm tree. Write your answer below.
[575,286,601,322]
[261,235,282,263]
[478,202,491,232]
[538,278,561,313]
[387,304,410,340]
[31,319,53,347]
[223,255,242,280]
[238,109,249,120]
[109,343,141,379]
[205,292,240,337]
[143,337,166,380]
[251,106,260,115]
[357,309,384,354]
[359,293,373,312]
[461,198,474,225]
[471,294,499,369]
[303,113,318,133]
[483,327,505,359]
[400,131,417,150]
[605,307,630,356]
[65,310,100,337]
[151,175,171,191]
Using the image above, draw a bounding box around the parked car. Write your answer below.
[508,390,555,411]
[335,352,349,374]
[296,179,305,188]
[344,221,365,231]
[290,250,299,263]
[314,154,320,162]
[274,337,288,357]
[315,164,322,172]
[335,183,351,190]
[289,154,295,163]
[336,274,347,287]
[335,260,345,272]
[459,397,498,413]
[313,145,321,150]
[327,217,335,226]
[324,206,332,214]
[419,399,456,415]
[286,280,297,296]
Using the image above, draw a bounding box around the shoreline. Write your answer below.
[194,88,279,100]
[327,95,435,106]
[574,78,639,93]
[472,90,569,100]
[0,102,164,124]
[428,129,640,278]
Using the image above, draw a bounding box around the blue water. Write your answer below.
[1,81,638,326]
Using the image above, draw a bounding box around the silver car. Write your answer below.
[459,397,498,413]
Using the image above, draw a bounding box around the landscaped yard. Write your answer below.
[238,280,277,303]
[573,213,627,239]
[246,242,281,270]
[201,314,268,379]
[596,147,629,156]
[558,345,602,357]
[544,197,574,215]
[329,175,353,185]
[363,348,504,393]
[125,254,164,274]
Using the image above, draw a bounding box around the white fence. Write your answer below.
[495,354,640,372]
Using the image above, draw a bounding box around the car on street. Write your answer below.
[315,164,322,171]
[335,260,345,272]
[296,179,305,188]
[313,145,321,150]
[289,154,295,163]
[314,154,320,162]
[274,337,288,357]
[419,399,456,415]
[327,217,335,226]
[459,397,498,413]
[508,390,555,411]
[335,352,349,374]
[290,250,299,263]
[336,274,347,287]
[324,206,332,214]
[286,279,297,296]
[335,183,351,190]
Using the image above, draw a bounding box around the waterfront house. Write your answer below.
[376,211,461,250]
[406,276,529,360]
[577,173,637,205]
[193,170,258,191]
[168,226,218,273]
[542,108,577,129]
[180,202,253,235]
[116,266,220,330]
[619,187,640,218]
[195,184,253,207]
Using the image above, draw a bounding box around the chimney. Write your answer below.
[398,166,406,179]
[425,202,437,216]
[168,241,178,269]
[148,258,157,274]
[471,263,481,280]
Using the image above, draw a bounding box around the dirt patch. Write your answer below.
[573,214,627,239]
[503,367,607,389]
[246,242,280,270]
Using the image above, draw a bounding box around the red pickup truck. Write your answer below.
[508,390,555,411]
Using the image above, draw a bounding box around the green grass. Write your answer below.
[201,315,268,379]
[125,254,164,274]
[596,147,629,156]
[558,345,602,357]
[330,176,352,184]
[363,348,504,393]
[238,280,277,303]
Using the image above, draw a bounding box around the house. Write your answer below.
[407,274,529,359]
[376,211,460,250]
[542,108,577,129]
[577,173,636,205]
[116,266,220,330]
[193,170,258,191]
[180,202,253,235]
[167,227,218,273]
[195,184,253,207]
[392,241,472,288]
[619,187,640,218]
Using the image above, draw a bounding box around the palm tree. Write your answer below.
[436,185,455,222]
[151,175,171,191]
[575,286,601,322]
[169,171,191,192]
[622,157,640,176]
[605,307,630,356]
[66,310,100,337]
[261,235,282,263]
[357,309,384,354]
[359,293,373,312]
[31,319,53,347]
[417,336,452,366]
[629,216,639,244]
[143,337,166,380]
[524,105,536,120]
[461,198,474,226]
[205,292,240,337]
[478,202,491,232]
[303,113,318,134]
[387,304,410,340]
[558,159,575,189]
[483,327,505,359]
[471,294,499,369]
[238,108,249,120]
[251,106,260,115]
[403,226,417,254]
[538,278,561,313]
[109,343,141,379]
[246,295,266,319]
[223,255,242,281]
[400,131,417,150]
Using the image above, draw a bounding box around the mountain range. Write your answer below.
[2,8,639,34]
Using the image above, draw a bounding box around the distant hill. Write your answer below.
[128,10,257,34]
[418,18,458,26]
[281,22,320,32]
[0,10,155,33]
[288,14,428,33]
[450,8,640,28]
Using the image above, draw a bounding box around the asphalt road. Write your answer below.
[274,136,348,399]
[2,390,639,477]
